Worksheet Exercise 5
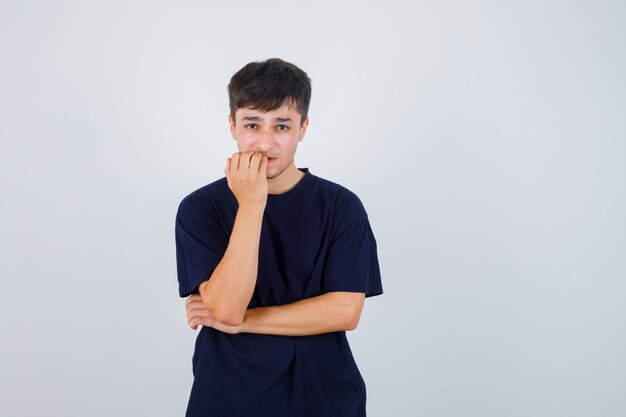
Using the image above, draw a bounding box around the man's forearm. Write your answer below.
[199,205,264,326]
[238,292,363,336]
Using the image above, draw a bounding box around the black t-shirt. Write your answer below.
[175,167,384,417]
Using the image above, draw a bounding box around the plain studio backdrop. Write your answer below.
[1,1,625,416]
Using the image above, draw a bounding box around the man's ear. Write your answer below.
[228,114,237,140]
[299,116,310,141]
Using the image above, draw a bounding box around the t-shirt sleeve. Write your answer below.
[322,195,384,298]
[175,197,228,298]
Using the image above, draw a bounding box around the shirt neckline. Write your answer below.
[267,167,313,203]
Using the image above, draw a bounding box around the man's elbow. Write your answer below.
[199,281,245,326]
[346,313,361,331]
[205,301,245,327]
[213,309,245,327]
[344,293,365,331]
[345,302,363,330]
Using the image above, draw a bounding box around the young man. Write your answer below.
[175,58,383,417]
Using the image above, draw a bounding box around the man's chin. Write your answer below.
[266,167,283,180]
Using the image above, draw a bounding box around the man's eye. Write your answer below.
[277,125,289,131]
[245,124,257,129]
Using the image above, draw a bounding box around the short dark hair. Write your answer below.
[227,58,312,127]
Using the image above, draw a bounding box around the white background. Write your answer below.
[1,1,625,416]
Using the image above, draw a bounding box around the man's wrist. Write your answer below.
[237,204,266,217]
[239,307,259,334]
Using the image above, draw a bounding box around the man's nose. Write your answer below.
[254,129,273,152]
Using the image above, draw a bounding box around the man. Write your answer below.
[175,57,383,417]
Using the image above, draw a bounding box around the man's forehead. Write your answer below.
[237,105,299,122]
[240,115,294,122]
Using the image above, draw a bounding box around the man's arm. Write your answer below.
[198,205,263,326]
[239,291,366,336]
[198,151,268,326]
[186,291,365,336]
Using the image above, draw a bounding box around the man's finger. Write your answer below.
[187,299,208,310]
[188,307,211,317]
[189,318,199,329]
[241,151,255,170]
[250,152,262,169]
[232,152,241,170]
[186,294,201,306]
[258,155,267,174]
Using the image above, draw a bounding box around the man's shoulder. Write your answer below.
[311,172,367,218]
[176,177,231,218]
[312,171,356,196]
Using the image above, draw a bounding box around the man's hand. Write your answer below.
[186,294,241,335]
[225,151,268,209]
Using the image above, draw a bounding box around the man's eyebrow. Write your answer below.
[241,116,293,123]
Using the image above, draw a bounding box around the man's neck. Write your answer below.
[268,163,305,195]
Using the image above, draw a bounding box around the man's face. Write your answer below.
[228,102,309,179]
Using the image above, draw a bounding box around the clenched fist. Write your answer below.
[225,151,268,209]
